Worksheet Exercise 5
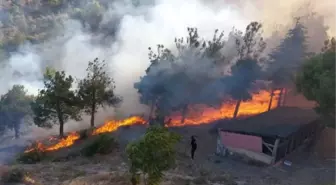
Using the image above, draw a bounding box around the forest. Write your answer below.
[0,0,334,138]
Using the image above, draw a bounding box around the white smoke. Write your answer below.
[0,0,334,135]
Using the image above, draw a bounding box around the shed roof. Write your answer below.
[219,107,319,138]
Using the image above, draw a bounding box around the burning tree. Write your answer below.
[31,68,81,137]
[135,22,272,124]
[0,85,34,138]
[266,19,308,108]
[134,28,226,125]
[78,58,122,128]
[227,22,265,118]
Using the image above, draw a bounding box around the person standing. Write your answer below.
[190,136,197,160]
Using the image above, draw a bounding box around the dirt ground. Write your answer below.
[0,125,335,185]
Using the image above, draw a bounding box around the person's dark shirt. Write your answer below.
[191,137,197,149]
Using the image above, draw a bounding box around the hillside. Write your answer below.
[0,124,334,185]
[0,0,116,60]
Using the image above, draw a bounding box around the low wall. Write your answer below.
[220,131,262,153]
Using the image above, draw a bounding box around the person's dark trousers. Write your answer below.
[191,147,196,160]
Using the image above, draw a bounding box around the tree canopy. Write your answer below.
[78,58,122,128]
[0,85,34,138]
[134,27,227,125]
[296,37,335,119]
[267,20,308,87]
[126,126,181,185]
[31,69,81,137]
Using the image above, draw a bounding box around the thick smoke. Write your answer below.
[0,0,334,134]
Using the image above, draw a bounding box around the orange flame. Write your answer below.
[168,90,280,126]
[24,116,146,153]
[92,116,146,135]
[24,90,279,153]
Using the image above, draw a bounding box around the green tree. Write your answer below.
[296,37,335,119]
[126,126,181,185]
[78,58,122,128]
[0,85,34,138]
[31,69,81,137]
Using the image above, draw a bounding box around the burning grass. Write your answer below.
[18,142,47,164]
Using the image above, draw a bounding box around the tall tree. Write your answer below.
[78,58,122,128]
[134,28,226,125]
[296,37,335,120]
[229,22,265,118]
[267,19,308,108]
[31,69,81,137]
[0,85,34,138]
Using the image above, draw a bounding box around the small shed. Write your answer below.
[216,107,321,164]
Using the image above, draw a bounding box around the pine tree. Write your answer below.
[267,19,308,109]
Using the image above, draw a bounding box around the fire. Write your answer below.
[25,90,279,153]
[24,116,146,153]
[92,116,146,135]
[168,90,280,126]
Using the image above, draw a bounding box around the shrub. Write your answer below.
[1,168,26,183]
[81,134,118,157]
[126,126,181,185]
[17,143,46,164]
[78,128,94,140]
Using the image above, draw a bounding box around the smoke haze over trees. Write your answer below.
[0,0,334,135]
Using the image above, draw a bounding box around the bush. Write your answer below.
[78,128,94,140]
[1,168,26,183]
[126,126,181,185]
[17,143,46,164]
[81,134,118,157]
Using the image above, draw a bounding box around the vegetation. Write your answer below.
[81,134,118,157]
[267,20,308,107]
[0,168,27,183]
[30,68,81,137]
[78,58,122,128]
[296,37,335,119]
[228,22,265,118]
[126,126,181,185]
[17,143,46,164]
[135,22,266,124]
[0,85,34,138]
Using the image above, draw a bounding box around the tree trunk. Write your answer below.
[90,106,95,128]
[233,99,242,119]
[59,118,64,138]
[277,88,284,107]
[268,89,274,111]
[148,101,154,122]
[90,89,96,128]
[14,120,20,139]
[56,100,64,138]
[181,104,188,124]
[282,89,287,106]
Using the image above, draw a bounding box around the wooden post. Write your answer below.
[271,138,280,164]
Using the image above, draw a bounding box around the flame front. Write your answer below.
[92,116,146,135]
[25,90,279,153]
[168,90,280,126]
[24,116,146,153]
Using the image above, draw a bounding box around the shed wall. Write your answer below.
[220,131,263,153]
